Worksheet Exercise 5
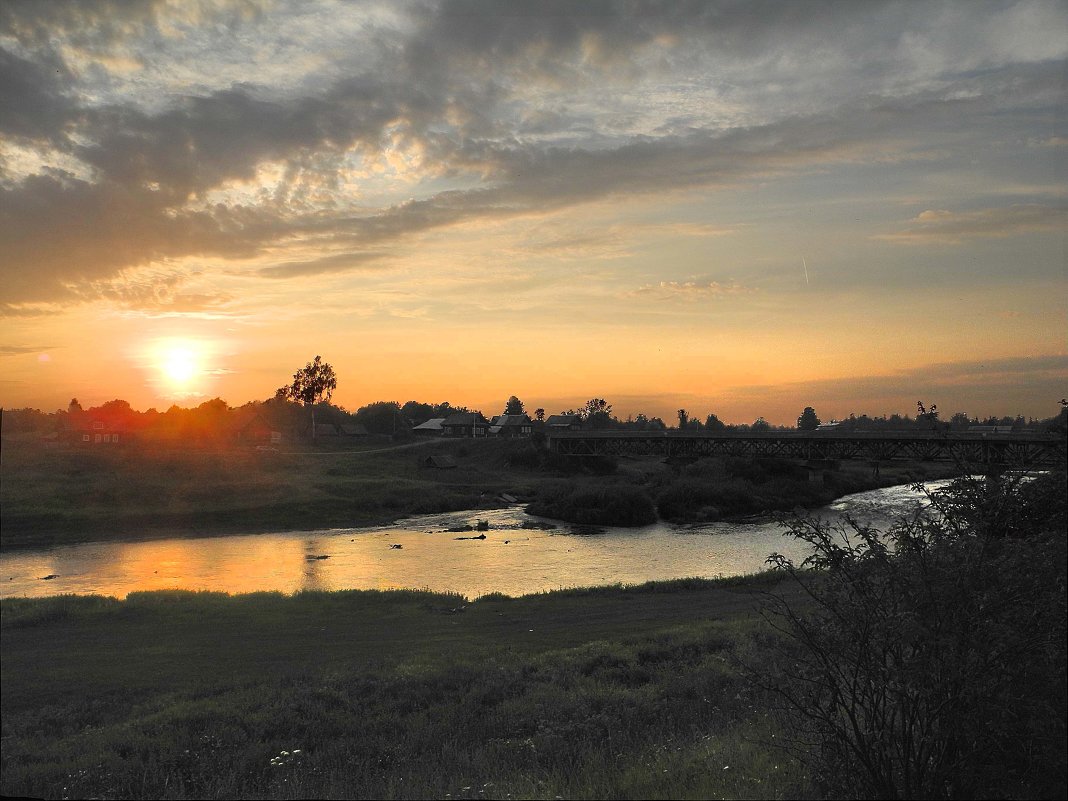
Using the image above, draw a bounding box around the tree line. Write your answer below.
[3,353,1065,438]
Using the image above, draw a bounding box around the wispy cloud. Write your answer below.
[876,204,1067,244]
[0,343,56,355]
[629,280,756,300]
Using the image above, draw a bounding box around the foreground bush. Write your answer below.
[759,471,1068,799]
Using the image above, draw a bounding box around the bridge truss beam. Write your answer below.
[548,432,1067,467]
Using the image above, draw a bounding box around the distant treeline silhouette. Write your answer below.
[2,395,1065,441]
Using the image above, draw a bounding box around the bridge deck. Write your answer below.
[546,430,1067,466]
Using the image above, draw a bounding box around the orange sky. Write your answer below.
[2,2,1066,424]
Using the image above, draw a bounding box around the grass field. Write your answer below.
[1,576,809,800]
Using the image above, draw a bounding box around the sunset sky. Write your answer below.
[2,0,1065,424]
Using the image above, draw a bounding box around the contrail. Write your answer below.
[802,257,810,286]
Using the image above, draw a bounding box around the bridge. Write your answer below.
[547,430,1067,467]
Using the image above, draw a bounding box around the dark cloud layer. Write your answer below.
[1,0,1065,302]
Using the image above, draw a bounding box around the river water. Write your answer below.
[0,480,948,600]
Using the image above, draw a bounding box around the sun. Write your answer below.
[164,348,197,383]
[156,342,204,391]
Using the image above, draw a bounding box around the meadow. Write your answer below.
[1,575,807,800]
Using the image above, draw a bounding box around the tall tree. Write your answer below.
[797,406,821,430]
[504,395,525,415]
[534,408,545,422]
[279,355,337,439]
[582,398,614,429]
[704,413,726,432]
[677,408,689,429]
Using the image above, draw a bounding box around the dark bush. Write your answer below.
[723,457,770,484]
[758,471,1068,799]
[504,444,543,469]
[527,483,656,526]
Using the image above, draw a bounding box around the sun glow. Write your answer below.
[152,339,209,394]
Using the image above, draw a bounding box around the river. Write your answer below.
[0,479,948,600]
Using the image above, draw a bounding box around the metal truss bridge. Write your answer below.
[547,430,1067,467]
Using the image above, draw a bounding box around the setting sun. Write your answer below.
[163,347,197,384]
[150,339,211,396]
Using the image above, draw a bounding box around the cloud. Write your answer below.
[1,0,1066,305]
[629,280,755,300]
[0,343,56,354]
[0,47,76,142]
[876,204,1068,244]
[256,251,387,279]
[729,354,1068,402]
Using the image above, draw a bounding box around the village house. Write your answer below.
[309,421,369,439]
[490,413,533,438]
[440,412,492,437]
[64,410,130,446]
[231,409,283,445]
[412,417,446,436]
[544,413,582,431]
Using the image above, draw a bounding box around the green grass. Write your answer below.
[1,577,809,800]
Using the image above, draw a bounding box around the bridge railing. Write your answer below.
[545,429,1067,466]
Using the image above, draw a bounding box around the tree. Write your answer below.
[796,406,821,430]
[677,408,689,429]
[354,401,404,435]
[279,355,337,438]
[581,398,614,429]
[401,400,436,425]
[751,416,771,432]
[916,400,939,423]
[68,398,82,413]
[704,413,726,432]
[534,408,545,422]
[504,395,525,415]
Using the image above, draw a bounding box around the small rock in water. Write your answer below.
[40,574,59,580]
[305,554,330,561]
[389,543,403,549]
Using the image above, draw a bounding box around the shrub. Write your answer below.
[527,483,657,526]
[757,471,1068,799]
[656,478,762,522]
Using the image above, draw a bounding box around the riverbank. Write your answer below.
[0,435,961,550]
[1,574,807,800]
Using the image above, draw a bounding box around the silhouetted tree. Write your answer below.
[68,398,82,413]
[705,413,726,432]
[279,356,337,439]
[534,408,545,422]
[751,416,771,433]
[677,408,689,429]
[504,395,525,415]
[401,400,436,425]
[434,401,467,417]
[797,406,821,430]
[582,398,614,429]
[354,401,405,436]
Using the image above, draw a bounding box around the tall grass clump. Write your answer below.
[757,470,1067,799]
